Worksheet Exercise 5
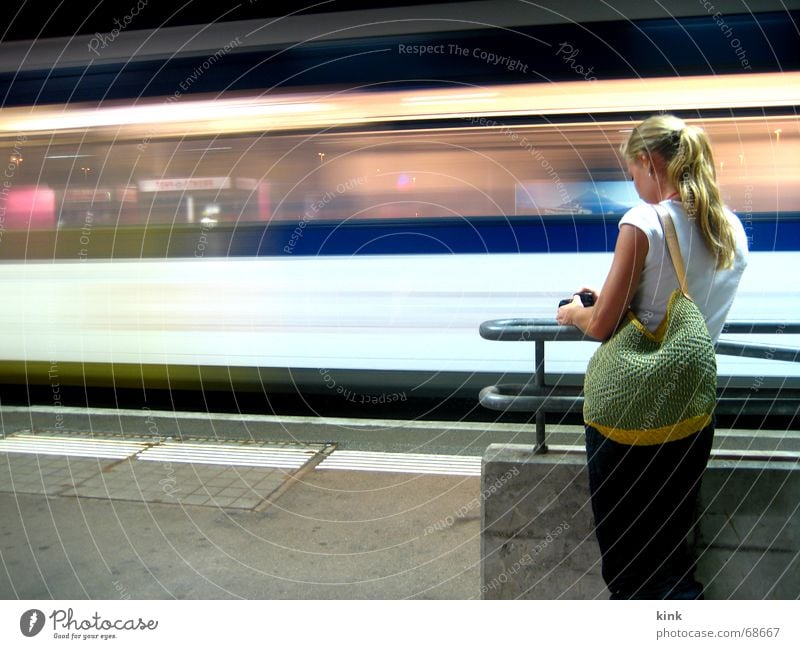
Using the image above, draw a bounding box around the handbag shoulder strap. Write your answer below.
[653,203,691,299]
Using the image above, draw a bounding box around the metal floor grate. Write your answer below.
[137,440,326,469]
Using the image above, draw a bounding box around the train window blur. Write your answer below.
[1,113,797,230]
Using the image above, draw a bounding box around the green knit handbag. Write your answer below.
[583,206,717,445]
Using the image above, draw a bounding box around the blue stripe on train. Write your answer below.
[230,215,799,256]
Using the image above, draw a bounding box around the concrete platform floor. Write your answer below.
[2,405,797,600]
[0,418,483,599]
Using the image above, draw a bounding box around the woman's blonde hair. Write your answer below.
[621,114,736,269]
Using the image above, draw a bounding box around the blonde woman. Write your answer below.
[557,115,748,599]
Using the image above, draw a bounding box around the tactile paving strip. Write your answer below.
[0,432,328,509]
[317,450,482,476]
[0,433,147,459]
[0,431,485,503]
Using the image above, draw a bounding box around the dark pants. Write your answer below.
[585,422,714,599]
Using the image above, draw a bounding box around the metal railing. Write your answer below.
[479,320,800,454]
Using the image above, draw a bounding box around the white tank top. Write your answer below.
[618,199,749,342]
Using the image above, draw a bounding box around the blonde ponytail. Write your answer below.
[622,115,736,269]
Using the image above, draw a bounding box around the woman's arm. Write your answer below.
[556,224,649,340]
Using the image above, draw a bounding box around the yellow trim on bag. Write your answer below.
[585,413,713,446]
[625,289,685,343]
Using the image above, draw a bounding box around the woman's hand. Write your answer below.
[557,287,600,326]
[556,294,585,326]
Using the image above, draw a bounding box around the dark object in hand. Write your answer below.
[558,291,595,308]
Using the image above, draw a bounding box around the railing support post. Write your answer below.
[534,339,547,454]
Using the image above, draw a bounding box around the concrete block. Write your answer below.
[481,444,606,599]
[698,464,800,553]
[482,445,595,539]
[696,462,800,599]
[481,444,800,599]
[481,534,607,599]
[698,548,800,599]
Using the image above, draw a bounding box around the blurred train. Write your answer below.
[0,3,798,408]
